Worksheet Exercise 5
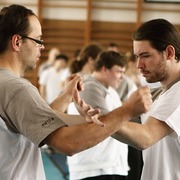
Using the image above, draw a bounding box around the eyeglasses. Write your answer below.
[20,35,44,46]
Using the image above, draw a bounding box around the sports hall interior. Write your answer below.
[1,0,179,87]
[0,0,180,180]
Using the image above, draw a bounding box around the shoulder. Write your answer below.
[0,70,37,107]
[0,69,32,90]
[84,76,104,89]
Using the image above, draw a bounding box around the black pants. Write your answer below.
[82,175,127,180]
[127,146,143,180]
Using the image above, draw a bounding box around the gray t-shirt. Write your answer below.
[81,76,110,114]
[67,76,129,179]
[0,68,66,179]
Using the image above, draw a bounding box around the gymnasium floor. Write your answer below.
[42,150,69,180]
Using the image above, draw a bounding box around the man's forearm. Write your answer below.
[46,86,152,155]
[50,91,72,112]
[46,105,133,156]
[55,111,86,126]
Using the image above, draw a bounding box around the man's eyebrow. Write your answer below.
[135,52,150,58]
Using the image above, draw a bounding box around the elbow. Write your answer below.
[45,126,94,156]
[135,139,152,150]
[62,143,81,156]
[44,130,81,156]
[136,144,147,151]
[63,150,75,157]
[45,141,79,156]
[46,143,80,157]
[50,139,85,157]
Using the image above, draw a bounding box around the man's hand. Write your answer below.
[63,74,84,100]
[50,74,83,112]
[63,74,104,126]
[73,86,105,127]
[122,86,152,118]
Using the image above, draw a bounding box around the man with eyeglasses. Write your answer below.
[0,4,151,179]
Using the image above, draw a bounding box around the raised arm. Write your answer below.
[50,74,83,112]
[44,86,152,156]
[51,74,103,126]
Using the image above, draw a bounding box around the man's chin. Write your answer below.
[146,78,157,84]
[24,65,36,74]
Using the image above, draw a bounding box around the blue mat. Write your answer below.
[42,151,68,180]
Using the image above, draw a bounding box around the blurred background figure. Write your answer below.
[106,50,142,180]
[71,48,81,62]
[125,52,141,87]
[107,46,137,102]
[116,73,137,102]
[107,42,119,53]
[69,43,103,80]
[116,51,138,102]
[38,47,60,77]
[68,43,103,115]
[39,54,69,104]
[67,51,129,180]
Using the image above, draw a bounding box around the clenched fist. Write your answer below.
[122,86,152,118]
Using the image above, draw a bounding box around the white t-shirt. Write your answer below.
[0,118,45,180]
[39,67,70,104]
[141,81,180,180]
[67,76,129,180]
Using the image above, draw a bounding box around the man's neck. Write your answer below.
[92,72,108,88]
[0,54,22,77]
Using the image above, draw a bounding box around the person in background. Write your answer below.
[116,73,137,102]
[125,52,141,87]
[107,46,140,180]
[70,43,103,79]
[38,47,60,77]
[72,48,81,62]
[39,54,69,104]
[0,4,151,179]
[107,42,119,52]
[68,43,103,114]
[107,44,137,102]
[68,51,128,180]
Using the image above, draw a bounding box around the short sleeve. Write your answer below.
[6,84,66,146]
[166,105,180,138]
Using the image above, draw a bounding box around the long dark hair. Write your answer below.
[70,43,103,74]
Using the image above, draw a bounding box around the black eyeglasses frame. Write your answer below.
[20,35,44,45]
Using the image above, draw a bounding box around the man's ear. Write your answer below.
[101,66,107,72]
[11,34,22,51]
[165,45,175,59]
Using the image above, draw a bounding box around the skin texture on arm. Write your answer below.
[39,84,46,100]
[45,106,133,156]
[112,116,173,150]
[54,111,86,126]
[44,86,152,156]
[50,74,83,112]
